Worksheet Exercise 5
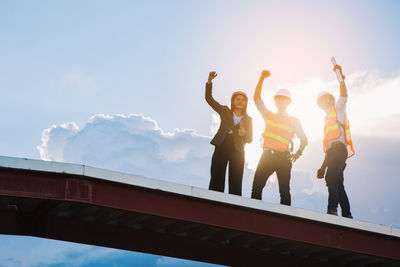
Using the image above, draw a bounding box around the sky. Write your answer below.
[1,0,400,266]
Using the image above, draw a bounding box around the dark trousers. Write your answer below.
[209,135,244,196]
[251,150,292,205]
[325,142,352,217]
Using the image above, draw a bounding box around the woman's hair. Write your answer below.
[231,91,248,114]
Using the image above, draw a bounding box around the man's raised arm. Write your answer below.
[333,65,348,98]
[254,70,271,101]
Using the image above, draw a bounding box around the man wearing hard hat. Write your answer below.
[316,64,354,218]
[251,70,308,205]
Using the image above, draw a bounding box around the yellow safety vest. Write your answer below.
[262,112,295,152]
[323,107,355,157]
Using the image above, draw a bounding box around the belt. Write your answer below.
[264,148,290,155]
[331,141,346,148]
[327,141,346,152]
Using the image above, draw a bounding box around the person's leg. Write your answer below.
[228,149,245,196]
[325,145,347,213]
[251,151,275,200]
[325,176,339,213]
[209,144,229,192]
[276,154,292,206]
[338,163,352,217]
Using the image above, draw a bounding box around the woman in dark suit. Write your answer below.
[205,71,253,196]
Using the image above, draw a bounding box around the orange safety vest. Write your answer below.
[262,112,295,152]
[323,107,355,158]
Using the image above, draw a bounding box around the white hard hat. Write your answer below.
[317,91,334,101]
[274,89,291,100]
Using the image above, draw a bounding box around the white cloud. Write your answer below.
[210,113,220,136]
[38,114,213,188]
[37,122,79,161]
[356,114,400,138]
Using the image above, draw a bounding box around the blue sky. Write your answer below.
[1,1,400,266]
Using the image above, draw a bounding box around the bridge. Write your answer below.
[0,156,399,266]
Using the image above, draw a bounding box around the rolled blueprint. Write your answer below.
[331,57,344,83]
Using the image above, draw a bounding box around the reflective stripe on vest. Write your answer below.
[262,112,294,152]
[323,107,355,157]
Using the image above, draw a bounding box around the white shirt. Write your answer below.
[229,113,243,134]
[325,96,347,149]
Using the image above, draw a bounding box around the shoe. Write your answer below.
[327,210,338,216]
[343,215,353,219]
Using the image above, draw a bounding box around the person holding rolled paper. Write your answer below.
[251,70,308,205]
[316,58,355,218]
[205,71,253,196]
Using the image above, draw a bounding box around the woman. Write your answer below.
[205,71,253,196]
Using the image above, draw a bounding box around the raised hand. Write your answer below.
[260,70,271,79]
[208,71,218,83]
[333,65,345,81]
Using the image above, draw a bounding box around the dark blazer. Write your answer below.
[205,82,253,152]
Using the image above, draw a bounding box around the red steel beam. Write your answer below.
[0,167,399,262]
